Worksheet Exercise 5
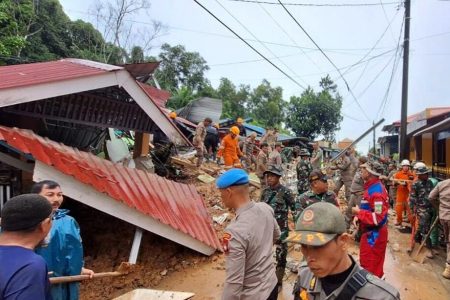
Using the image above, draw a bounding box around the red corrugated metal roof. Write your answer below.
[137,82,171,108]
[0,59,119,90]
[0,126,221,251]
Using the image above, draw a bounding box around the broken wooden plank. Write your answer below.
[170,157,218,175]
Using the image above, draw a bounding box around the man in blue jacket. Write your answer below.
[32,180,94,300]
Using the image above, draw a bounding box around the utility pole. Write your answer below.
[400,0,411,159]
[373,121,376,154]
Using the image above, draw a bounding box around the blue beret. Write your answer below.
[216,169,249,189]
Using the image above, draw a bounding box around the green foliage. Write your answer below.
[286,75,343,140]
[154,43,210,92]
[166,86,196,110]
[216,78,249,120]
[129,46,144,63]
[248,79,285,128]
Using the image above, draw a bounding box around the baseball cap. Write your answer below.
[216,169,249,189]
[264,165,283,177]
[1,194,53,231]
[285,202,346,246]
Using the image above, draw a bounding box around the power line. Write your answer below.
[256,2,323,72]
[213,0,309,86]
[276,0,370,121]
[228,0,401,7]
[379,0,398,43]
[193,0,307,89]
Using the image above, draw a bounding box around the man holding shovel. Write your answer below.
[32,180,94,300]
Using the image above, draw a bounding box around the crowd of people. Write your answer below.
[213,121,450,299]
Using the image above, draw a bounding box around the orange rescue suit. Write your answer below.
[219,134,243,167]
[394,170,414,225]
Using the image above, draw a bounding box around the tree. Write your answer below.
[286,75,343,140]
[216,78,249,120]
[248,80,285,128]
[166,86,195,110]
[154,43,210,92]
[129,45,144,63]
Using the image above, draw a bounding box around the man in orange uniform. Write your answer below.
[393,159,415,227]
[219,126,244,167]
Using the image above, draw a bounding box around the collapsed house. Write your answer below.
[0,59,222,258]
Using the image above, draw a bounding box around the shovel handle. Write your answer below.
[415,217,439,254]
[50,271,122,284]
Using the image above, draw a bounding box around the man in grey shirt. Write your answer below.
[217,169,280,300]
[310,142,323,170]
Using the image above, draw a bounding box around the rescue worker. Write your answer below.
[429,178,450,279]
[393,159,415,227]
[204,123,220,162]
[333,150,354,204]
[235,117,247,138]
[310,142,323,170]
[409,163,438,257]
[0,194,53,300]
[256,143,270,188]
[352,161,389,278]
[386,163,398,208]
[296,149,313,195]
[32,180,94,300]
[288,202,400,300]
[260,165,296,291]
[243,132,258,170]
[296,169,339,215]
[345,156,368,229]
[193,117,212,167]
[268,142,283,169]
[217,169,280,300]
[261,128,277,150]
[219,126,244,168]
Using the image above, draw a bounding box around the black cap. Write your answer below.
[1,194,52,231]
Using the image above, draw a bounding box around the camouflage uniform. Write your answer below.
[281,147,294,164]
[296,190,339,215]
[296,159,313,195]
[260,184,296,286]
[410,177,438,247]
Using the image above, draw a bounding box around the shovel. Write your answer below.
[410,217,439,264]
[50,262,131,284]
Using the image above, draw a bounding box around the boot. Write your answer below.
[443,263,450,279]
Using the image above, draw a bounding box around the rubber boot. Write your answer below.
[443,263,450,279]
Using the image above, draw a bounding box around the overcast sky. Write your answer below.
[60,0,450,152]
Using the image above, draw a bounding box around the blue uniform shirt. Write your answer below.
[0,245,52,300]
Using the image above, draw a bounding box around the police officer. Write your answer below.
[217,169,280,300]
[409,163,438,257]
[287,202,400,300]
[260,165,296,290]
[296,149,313,195]
[296,169,339,215]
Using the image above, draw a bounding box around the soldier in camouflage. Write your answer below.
[296,169,339,215]
[409,163,439,256]
[260,165,296,291]
[281,146,300,164]
[296,149,313,195]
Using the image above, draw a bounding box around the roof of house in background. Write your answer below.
[122,62,160,79]
[392,107,450,126]
[0,58,189,146]
[177,97,223,124]
[0,126,221,255]
[339,138,353,143]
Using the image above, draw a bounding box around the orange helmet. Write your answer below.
[230,126,240,135]
[169,112,177,119]
[237,117,244,124]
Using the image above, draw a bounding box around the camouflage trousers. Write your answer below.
[414,209,433,248]
[275,241,288,285]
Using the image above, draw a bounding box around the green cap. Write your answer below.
[286,202,346,246]
[263,165,283,177]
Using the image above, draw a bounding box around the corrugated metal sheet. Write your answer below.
[138,82,171,108]
[122,62,160,79]
[177,97,222,124]
[0,126,221,251]
[0,59,119,90]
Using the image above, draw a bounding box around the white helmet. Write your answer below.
[413,162,426,170]
[401,159,410,166]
